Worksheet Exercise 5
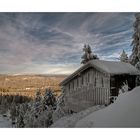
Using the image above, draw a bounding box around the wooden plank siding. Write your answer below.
[63,67,111,112]
[66,86,110,112]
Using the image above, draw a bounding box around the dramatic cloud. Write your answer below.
[0,13,135,74]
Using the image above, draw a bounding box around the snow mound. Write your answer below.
[75,86,140,127]
[50,105,104,128]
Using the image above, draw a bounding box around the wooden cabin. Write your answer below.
[60,60,140,112]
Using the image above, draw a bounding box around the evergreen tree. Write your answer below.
[35,89,42,103]
[120,50,128,62]
[16,104,25,128]
[135,61,140,71]
[119,81,129,95]
[34,89,42,115]
[42,88,56,111]
[129,13,140,86]
[10,102,17,124]
[130,13,140,65]
[23,89,56,128]
[53,92,66,121]
[81,44,98,64]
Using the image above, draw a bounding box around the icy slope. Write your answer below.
[76,86,140,127]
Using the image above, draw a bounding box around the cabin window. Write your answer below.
[111,77,115,88]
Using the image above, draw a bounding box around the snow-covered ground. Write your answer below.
[51,86,140,128]
[76,86,140,127]
[0,115,12,128]
[51,105,105,128]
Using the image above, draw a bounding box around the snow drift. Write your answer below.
[51,105,104,128]
[51,86,140,128]
[75,86,140,127]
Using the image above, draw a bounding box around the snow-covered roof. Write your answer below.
[90,60,139,74]
[60,60,140,85]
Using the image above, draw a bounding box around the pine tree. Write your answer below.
[130,13,140,65]
[16,104,25,128]
[35,89,42,103]
[24,89,56,128]
[120,50,128,62]
[53,92,66,121]
[10,102,17,124]
[34,89,42,115]
[129,13,140,86]
[42,88,56,111]
[81,44,98,64]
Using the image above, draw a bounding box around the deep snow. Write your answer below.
[0,115,11,128]
[76,86,140,127]
[51,86,140,128]
[51,105,105,128]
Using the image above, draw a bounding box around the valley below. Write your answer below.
[0,74,67,98]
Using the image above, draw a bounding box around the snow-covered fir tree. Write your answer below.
[10,102,17,124]
[53,91,67,121]
[8,87,69,128]
[16,104,26,128]
[22,88,56,128]
[119,81,129,95]
[130,13,140,65]
[42,88,56,111]
[120,50,128,62]
[35,89,42,102]
[81,44,98,64]
[34,89,42,115]
[135,61,140,71]
[129,13,140,86]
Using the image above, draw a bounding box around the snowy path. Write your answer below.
[51,105,105,128]
[0,115,12,128]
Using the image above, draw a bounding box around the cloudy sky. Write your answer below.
[0,12,136,74]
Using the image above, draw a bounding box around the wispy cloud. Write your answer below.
[0,13,135,74]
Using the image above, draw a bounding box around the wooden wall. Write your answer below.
[63,67,110,112]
